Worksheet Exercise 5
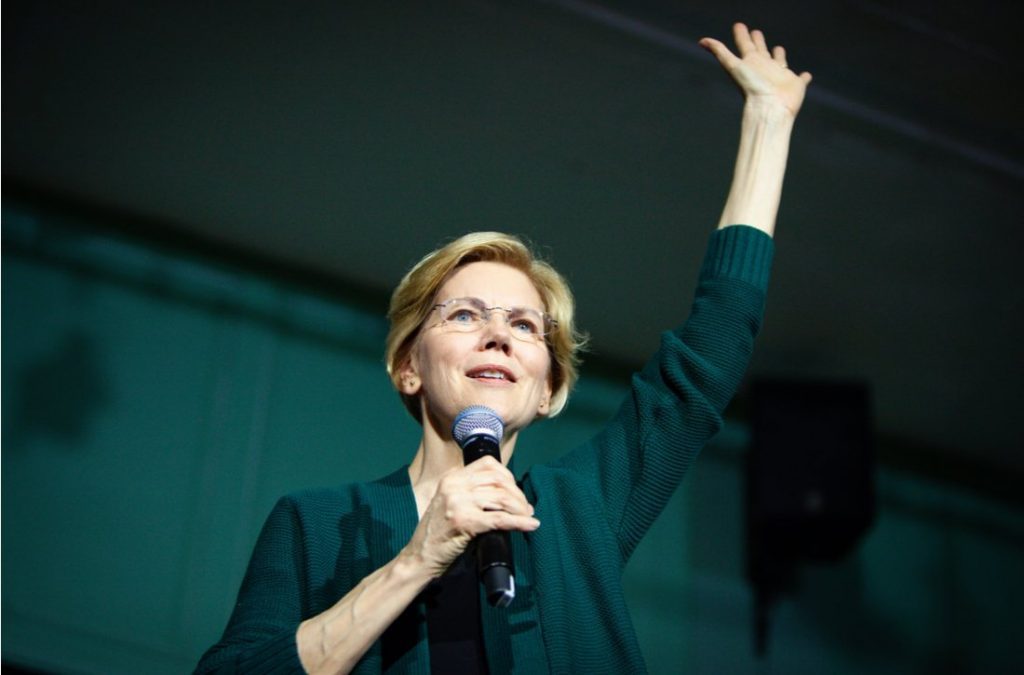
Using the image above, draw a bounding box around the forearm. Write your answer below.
[296,549,432,674]
[716,98,797,237]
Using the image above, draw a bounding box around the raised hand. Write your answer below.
[699,22,812,117]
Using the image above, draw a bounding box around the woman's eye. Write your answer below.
[452,309,478,323]
[512,318,539,334]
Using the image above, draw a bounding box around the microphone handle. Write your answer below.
[477,531,515,608]
[461,435,516,608]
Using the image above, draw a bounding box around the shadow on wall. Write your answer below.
[11,331,109,447]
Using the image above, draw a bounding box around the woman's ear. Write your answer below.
[537,378,554,416]
[398,358,421,396]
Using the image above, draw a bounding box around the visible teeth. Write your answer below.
[474,370,507,380]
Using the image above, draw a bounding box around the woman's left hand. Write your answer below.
[699,22,813,118]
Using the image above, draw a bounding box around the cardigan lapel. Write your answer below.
[366,466,430,674]
[480,527,551,674]
[478,458,551,675]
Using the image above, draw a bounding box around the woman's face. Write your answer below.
[400,261,553,437]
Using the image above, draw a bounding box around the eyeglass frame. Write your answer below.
[429,297,558,342]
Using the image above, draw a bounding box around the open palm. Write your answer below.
[700,23,812,117]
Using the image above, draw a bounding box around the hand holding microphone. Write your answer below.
[404,406,538,607]
[452,406,522,607]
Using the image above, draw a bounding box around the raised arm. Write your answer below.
[544,24,808,557]
[700,22,813,236]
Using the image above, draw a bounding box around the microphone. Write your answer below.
[452,405,515,608]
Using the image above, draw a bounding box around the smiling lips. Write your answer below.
[466,365,517,383]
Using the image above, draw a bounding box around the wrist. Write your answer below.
[394,545,437,589]
[741,97,797,130]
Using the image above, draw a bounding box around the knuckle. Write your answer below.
[477,456,500,470]
[448,512,468,531]
[492,512,511,529]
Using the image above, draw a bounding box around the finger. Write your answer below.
[698,37,741,70]
[473,486,535,515]
[751,29,769,55]
[445,498,539,536]
[455,456,504,484]
[732,22,755,56]
[486,511,541,532]
[799,71,813,85]
[459,464,533,511]
[772,45,788,67]
[465,455,515,479]
[466,454,504,470]
[466,461,519,490]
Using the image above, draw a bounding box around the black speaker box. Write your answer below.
[746,379,875,568]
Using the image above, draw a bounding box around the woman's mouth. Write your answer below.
[466,366,517,383]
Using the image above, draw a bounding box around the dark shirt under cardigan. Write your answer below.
[195,225,774,674]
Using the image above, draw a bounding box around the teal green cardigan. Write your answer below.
[195,225,773,674]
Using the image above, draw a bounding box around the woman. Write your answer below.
[196,23,811,674]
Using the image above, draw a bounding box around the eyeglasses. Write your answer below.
[432,297,557,342]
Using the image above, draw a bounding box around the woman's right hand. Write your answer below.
[403,456,540,577]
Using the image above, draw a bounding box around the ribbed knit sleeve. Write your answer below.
[194,472,426,674]
[194,497,308,674]
[548,224,773,562]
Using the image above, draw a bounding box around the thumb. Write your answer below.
[698,37,741,71]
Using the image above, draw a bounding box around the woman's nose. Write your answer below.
[480,311,513,353]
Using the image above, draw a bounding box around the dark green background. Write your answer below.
[3,202,1020,673]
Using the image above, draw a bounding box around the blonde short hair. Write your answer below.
[386,232,587,422]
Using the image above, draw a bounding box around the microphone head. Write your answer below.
[452,405,505,447]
